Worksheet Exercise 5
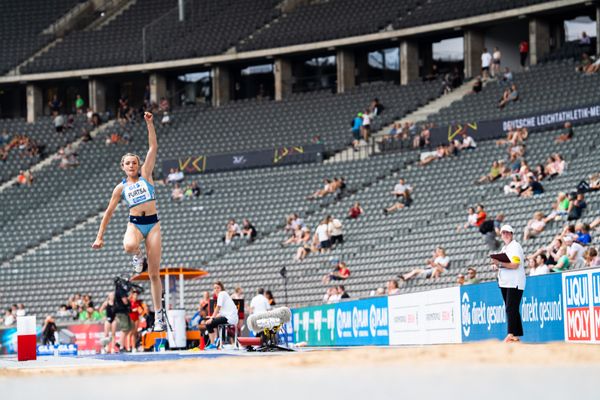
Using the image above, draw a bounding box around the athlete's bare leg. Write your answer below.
[145,223,163,312]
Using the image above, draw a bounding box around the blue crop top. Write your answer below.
[121,177,156,208]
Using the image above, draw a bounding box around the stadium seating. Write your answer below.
[2,61,599,317]
[0,115,88,184]
[0,0,81,74]
[427,59,600,126]
[19,0,555,73]
[22,0,282,73]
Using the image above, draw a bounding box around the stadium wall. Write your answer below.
[291,267,600,346]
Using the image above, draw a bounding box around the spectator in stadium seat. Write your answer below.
[294,227,314,261]
[519,40,529,70]
[307,178,333,199]
[323,287,338,303]
[413,124,432,149]
[481,48,492,80]
[528,254,550,276]
[491,47,502,77]
[48,95,62,116]
[519,174,544,198]
[171,183,184,201]
[347,202,364,219]
[523,211,546,241]
[564,235,585,268]
[351,112,363,150]
[384,178,413,215]
[161,111,171,127]
[479,214,505,250]
[328,215,343,247]
[224,219,241,245]
[567,192,587,221]
[545,154,566,178]
[361,109,371,142]
[456,274,465,286]
[117,95,133,125]
[584,247,600,267]
[337,285,350,300]
[322,260,350,284]
[577,172,600,193]
[17,169,33,186]
[54,114,65,133]
[456,131,476,150]
[555,122,574,143]
[400,247,450,281]
[240,218,257,242]
[313,218,331,253]
[575,222,592,245]
[3,309,15,327]
[464,267,480,285]
[478,160,502,184]
[282,224,303,247]
[166,168,184,184]
[264,290,276,306]
[471,76,483,94]
[457,207,477,232]
[498,84,519,109]
[543,192,570,223]
[576,53,592,73]
[386,279,400,295]
[499,67,513,87]
[368,98,384,117]
[75,94,85,114]
[159,97,170,113]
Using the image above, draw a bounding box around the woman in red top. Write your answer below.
[348,202,364,219]
[322,261,351,284]
[128,290,142,352]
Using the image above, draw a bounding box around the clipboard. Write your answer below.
[490,253,511,263]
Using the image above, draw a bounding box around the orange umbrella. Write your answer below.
[132,267,209,309]
[131,267,208,281]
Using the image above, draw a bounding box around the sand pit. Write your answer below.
[2,342,599,399]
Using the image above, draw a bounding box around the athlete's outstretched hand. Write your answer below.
[92,237,104,249]
[144,112,153,122]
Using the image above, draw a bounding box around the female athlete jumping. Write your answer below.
[92,112,166,332]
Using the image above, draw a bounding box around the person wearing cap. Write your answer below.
[491,224,526,343]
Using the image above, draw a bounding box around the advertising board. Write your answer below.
[563,269,600,342]
[461,273,564,342]
[388,287,461,345]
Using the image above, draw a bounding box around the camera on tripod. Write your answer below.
[114,276,144,295]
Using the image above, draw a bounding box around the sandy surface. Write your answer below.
[2,343,600,399]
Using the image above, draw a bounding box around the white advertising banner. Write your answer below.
[388,286,462,345]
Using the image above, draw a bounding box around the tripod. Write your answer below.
[155,290,175,349]
[280,267,288,306]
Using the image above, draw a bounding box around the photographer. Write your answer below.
[114,278,133,352]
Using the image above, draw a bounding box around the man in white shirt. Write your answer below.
[491,225,526,342]
[313,218,331,252]
[564,235,585,266]
[481,48,492,80]
[249,288,271,316]
[328,216,343,246]
[205,281,239,348]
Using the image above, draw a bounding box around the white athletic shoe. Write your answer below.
[153,309,167,332]
[131,250,146,274]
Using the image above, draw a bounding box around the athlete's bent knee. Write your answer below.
[123,241,139,254]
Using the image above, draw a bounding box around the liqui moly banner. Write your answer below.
[563,269,600,342]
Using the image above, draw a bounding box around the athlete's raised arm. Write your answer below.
[141,112,157,182]
[92,184,123,249]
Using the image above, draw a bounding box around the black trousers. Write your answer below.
[205,316,229,334]
[500,287,524,336]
